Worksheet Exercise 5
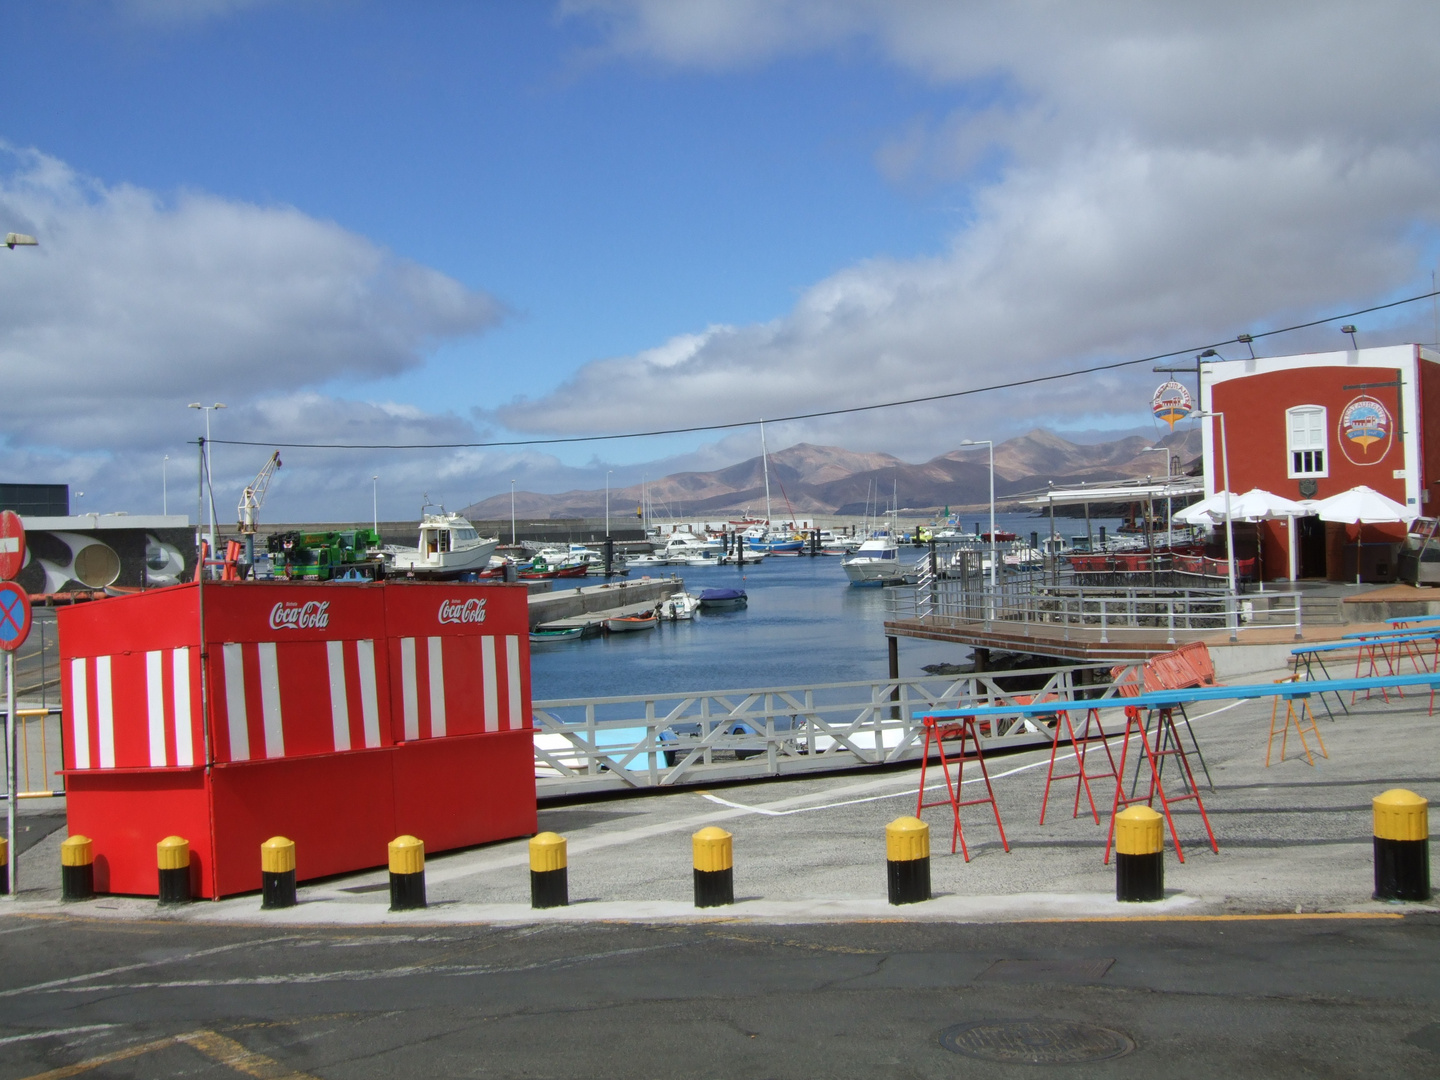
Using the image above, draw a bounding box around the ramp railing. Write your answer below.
[531,662,1140,796]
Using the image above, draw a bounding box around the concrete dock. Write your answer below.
[527,575,683,630]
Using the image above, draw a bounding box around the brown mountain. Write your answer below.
[460,428,1200,519]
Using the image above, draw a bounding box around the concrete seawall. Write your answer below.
[528,576,683,629]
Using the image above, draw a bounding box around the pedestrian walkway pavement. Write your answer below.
[9,688,1440,926]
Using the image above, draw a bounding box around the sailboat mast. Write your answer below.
[760,420,772,525]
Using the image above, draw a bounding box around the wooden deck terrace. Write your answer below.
[883,616,1190,663]
[883,614,1387,664]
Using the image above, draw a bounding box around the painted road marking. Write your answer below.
[0,1026,117,1048]
[0,937,299,999]
[14,1029,321,1080]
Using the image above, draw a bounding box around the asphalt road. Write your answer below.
[2,911,1439,1078]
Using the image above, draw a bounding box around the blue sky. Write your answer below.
[3,1,1439,519]
[3,3,955,409]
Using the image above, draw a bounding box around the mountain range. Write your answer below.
[461,427,1201,520]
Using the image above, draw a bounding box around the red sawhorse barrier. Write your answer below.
[1104,704,1218,864]
[1039,706,1119,826]
[916,715,1009,862]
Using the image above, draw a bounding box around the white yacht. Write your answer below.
[842,535,906,586]
[389,513,500,578]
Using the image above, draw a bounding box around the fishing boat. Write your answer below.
[747,535,805,554]
[529,627,584,644]
[605,612,658,632]
[842,536,906,586]
[388,511,500,579]
[657,592,701,620]
[698,588,748,610]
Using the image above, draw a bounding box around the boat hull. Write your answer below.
[605,615,657,632]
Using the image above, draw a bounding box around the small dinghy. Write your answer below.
[605,612,658,633]
[529,627,583,644]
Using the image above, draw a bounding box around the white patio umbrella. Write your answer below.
[1173,490,1312,584]
[1173,491,1233,525]
[1311,485,1415,585]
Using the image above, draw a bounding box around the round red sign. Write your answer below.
[0,580,31,652]
[0,509,24,582]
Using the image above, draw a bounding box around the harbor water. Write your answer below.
[530,512,1127,700]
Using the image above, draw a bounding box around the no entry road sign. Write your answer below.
[0,510,23,581]
[0,580,30,652]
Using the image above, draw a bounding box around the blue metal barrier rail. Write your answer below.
[923,671,1440,721]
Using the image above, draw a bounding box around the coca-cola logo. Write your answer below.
[269,600,331,630]
[438,597,486,625]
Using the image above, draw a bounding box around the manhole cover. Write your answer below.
[940,1020,1134,1064]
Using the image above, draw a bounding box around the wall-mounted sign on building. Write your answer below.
[1338,395,1393,465]
[1151,381,1193,429]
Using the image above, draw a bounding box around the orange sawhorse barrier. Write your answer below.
[916,715,1010,862]
[1267,678,1328,767]
[1104,705,1218,865]
[1039,706,1119,825]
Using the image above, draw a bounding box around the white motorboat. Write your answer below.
[842,536,906,586]
[659,532,716,562]
[657,592,700,620]
[628,552,670,568]
[389,513,500,578]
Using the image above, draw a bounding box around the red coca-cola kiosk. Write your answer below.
[58,580,536,898]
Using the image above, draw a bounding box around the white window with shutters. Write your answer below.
[1286,405,1327,478]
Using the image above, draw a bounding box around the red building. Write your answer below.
[1201,343,1437,581]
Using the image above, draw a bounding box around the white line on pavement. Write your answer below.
[0,1024,117,1046]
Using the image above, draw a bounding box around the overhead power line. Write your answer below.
[212,287,1440,451]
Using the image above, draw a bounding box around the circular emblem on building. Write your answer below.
[1151,381,1193,429]
[1338,395,1393,465]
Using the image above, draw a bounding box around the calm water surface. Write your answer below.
[529,513,1125,701]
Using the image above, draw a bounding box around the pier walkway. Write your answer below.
[6,679,1437,923]
[527,575,681,630]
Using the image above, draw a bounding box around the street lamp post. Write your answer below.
[163,455,169,516]
[960,439,996,618]
[188,403,227,572]
[1194,410,1238,637]
[4,231,37,900]
[371,476,379,534]
[510,480,517,547]
[605,470,612,537]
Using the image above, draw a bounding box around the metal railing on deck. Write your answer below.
[887,578,1304,642]
[531,662,1141,795]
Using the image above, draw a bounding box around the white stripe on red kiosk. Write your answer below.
[59,581,536,898]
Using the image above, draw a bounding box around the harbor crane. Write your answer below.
[238,451,282,575]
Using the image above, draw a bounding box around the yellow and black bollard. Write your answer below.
[1373,789,1430,902]
[529,832,568,908]
[260,836,297,909]
[388,835,426,911]
[61,835,95,902]
[0,836,7,895]
[1114,806,1165,902]
[692,826,734,908]
[157,835,191,905]
[886,816,931,905]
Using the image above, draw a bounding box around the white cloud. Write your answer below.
[0,146,506,518]
[517,2,1440,454]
